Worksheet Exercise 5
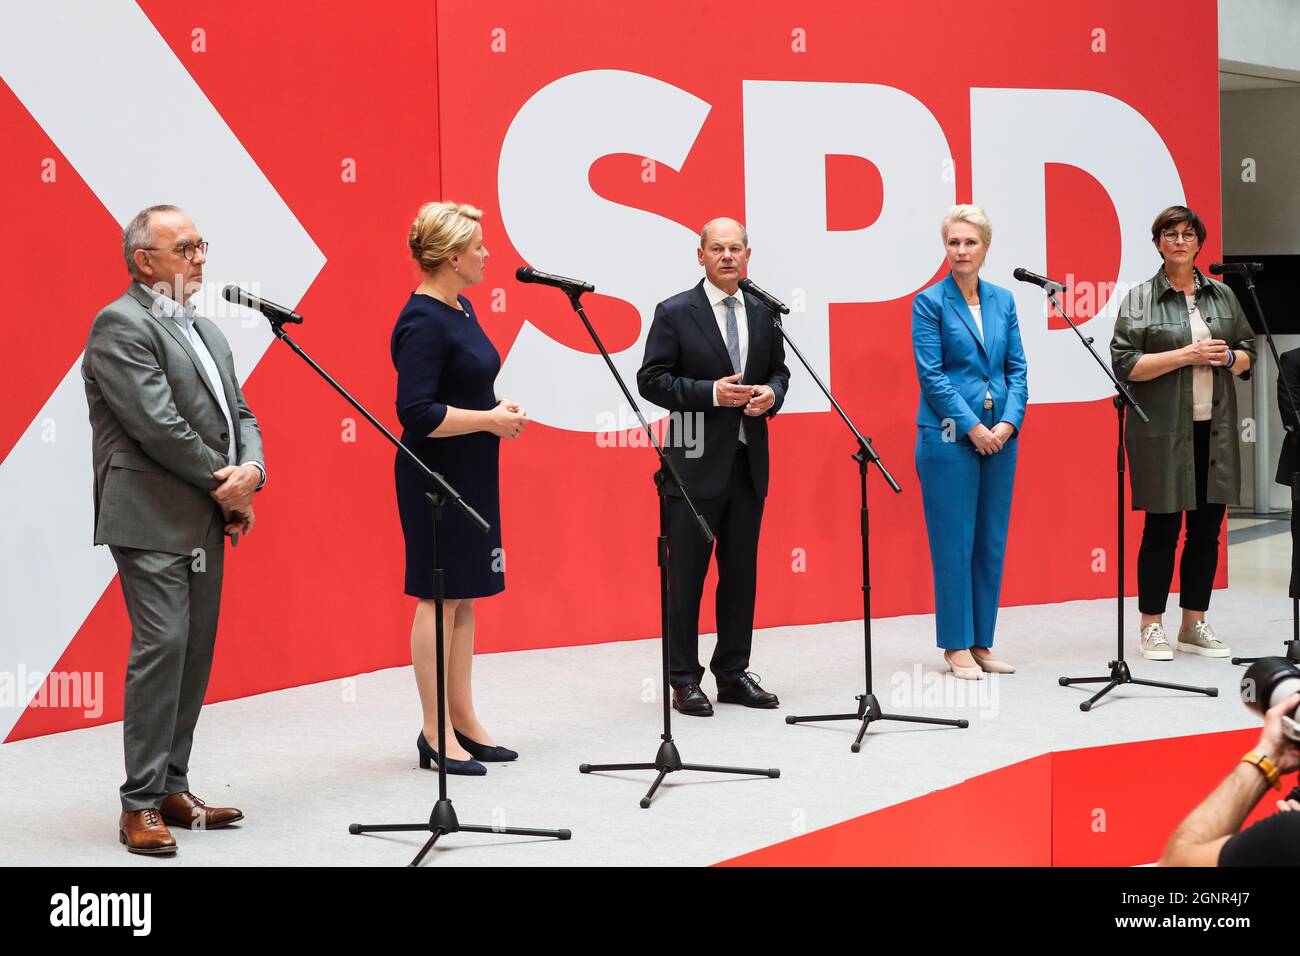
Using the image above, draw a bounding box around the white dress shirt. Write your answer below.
[704,279,750,444]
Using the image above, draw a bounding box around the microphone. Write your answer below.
[222,285,303,324]
[1210,261,1263,275]
[737,277,790,314]
[515,266,595,294]
[1012,267,1068,295]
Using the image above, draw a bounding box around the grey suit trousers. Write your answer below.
[110,510,225,811]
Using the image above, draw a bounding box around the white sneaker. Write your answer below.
[1178,620,1230,657]
[1140,622,1172,661]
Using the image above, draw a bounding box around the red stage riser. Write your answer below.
[718,728,1275,867]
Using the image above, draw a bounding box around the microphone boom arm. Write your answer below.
[267,316,488,532]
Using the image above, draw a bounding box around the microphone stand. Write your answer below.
[1226,268,1300,666]
[772,299,970,750]
[553,285,780,808]
[1045,285,1218,709]
[253,310,571,865]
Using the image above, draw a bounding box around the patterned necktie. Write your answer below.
[723,296,742,374]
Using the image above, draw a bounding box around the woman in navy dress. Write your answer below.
[392,201,528,775]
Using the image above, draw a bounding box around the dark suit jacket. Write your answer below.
[637,280,790,499]
[1276,346,1300,486]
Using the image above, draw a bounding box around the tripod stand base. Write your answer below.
[1059,659,1217,712]
[579,737,779,809]
[349,798,571,867]
[785,693,969,752]
[1233,639,1300,666]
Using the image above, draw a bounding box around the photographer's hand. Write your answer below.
[1256,692,1300,775]
[1159,692,1300,866]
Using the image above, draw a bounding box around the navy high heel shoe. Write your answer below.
[454,729,518,762]
[416,732,486,776]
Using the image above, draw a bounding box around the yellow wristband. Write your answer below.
[1242,751,1282,789]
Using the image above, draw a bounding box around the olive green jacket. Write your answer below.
[1110,266,1255,513]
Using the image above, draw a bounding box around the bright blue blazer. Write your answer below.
[912,273,1028,435]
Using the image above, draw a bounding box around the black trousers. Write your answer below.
[665,446,764,688]
[1137,420,1225,614]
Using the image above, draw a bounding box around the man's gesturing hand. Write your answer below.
[744,385,775,416]
[223,505,255,538]
[716,373,751,407]
[212,464,262,513]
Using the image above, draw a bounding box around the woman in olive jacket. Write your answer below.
[1111,205,1255,662]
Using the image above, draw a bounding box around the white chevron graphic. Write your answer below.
[0,0,325,741]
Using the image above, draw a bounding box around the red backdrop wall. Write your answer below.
[1,0,1223,739]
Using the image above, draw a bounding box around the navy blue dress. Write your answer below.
[392,292,504,599]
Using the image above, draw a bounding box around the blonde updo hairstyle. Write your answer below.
[940,204,992,245]
[409,201,483,274]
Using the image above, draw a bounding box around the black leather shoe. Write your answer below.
[671,683,714,717]
[454,729,518,762]
[417,732,486,775]
[717,672,779,708]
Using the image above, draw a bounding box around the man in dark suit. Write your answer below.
[83,205,265,854]
[1275,347,1300,487]
[637,218,790,716]
[1275,346,1300,599]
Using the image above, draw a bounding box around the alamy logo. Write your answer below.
[49,886,151,936]
[595,407,705,457]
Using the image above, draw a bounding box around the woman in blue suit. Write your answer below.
[912,205,1028,680]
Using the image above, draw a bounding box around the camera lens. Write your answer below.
[1241,657,1300,715]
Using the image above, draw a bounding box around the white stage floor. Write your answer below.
[0,587,1287,866]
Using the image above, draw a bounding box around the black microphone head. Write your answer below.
[1210,261,1263,275]
[740,277,790,313]
[514,265,594,293]
[1012,267,1029,282]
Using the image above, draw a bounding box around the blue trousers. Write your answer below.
[914,412,1018,650]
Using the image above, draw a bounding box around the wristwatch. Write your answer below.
[1241,750,1282,789]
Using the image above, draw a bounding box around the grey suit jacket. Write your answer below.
[82,284,265,555]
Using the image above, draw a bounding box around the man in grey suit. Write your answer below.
[83,204,266,855]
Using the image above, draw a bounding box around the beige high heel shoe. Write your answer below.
[944,650,984,680]
[970,647,1015,674]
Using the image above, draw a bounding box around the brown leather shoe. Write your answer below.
[159,791,244,830]
[119,809,177,855]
